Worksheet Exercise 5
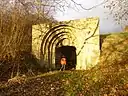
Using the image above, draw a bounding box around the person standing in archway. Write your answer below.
[60,55,67,71]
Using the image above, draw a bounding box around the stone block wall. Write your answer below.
[32,17,100,70]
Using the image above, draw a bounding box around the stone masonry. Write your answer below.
[32,17,100,70]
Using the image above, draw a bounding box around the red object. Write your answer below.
[60,57,66,65]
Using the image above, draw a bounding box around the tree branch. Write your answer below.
[70,0,108,10]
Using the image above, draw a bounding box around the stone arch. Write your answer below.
[40,24,73,56]
[40,24,76,69]
[32,17,100,70]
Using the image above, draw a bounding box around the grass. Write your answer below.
[0,64,128,96]
[1,32,128,96]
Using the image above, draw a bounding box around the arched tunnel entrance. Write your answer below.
[40,24,77,70]
[55,46,76,70]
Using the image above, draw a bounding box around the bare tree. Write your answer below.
[0,0,106,79]
[105,0,128,25]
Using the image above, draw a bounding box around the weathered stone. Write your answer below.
[32,17,100,70]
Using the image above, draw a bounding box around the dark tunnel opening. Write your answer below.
[55,46,76,70]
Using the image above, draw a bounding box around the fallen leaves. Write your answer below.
[0,68,128,96]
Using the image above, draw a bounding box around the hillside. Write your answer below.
[0,64,128,96]
[1,33,128,96]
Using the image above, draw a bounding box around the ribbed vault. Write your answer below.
[40,24,76,68]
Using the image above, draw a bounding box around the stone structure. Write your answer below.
[32,17,100,70]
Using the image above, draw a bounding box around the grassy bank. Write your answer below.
[0,64,128,96]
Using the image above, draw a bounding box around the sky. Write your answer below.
[53,0,123,34]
